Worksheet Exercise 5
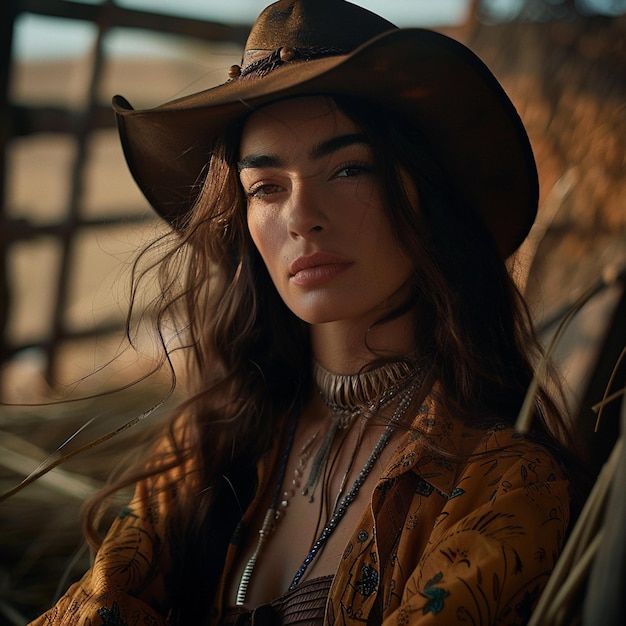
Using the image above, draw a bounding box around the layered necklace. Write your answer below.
[235,354,424,605]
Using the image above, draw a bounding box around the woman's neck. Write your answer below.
[310,314,417,374]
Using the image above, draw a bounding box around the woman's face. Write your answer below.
[239,96,416,327]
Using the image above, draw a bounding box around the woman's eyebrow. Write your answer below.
[237,154,280,173]
[238,133,370,173]
[309,133,369,160]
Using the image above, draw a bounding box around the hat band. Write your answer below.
[237,45,344,79]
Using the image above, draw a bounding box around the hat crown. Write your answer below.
[114,0,537,255]
[243,0,397,65]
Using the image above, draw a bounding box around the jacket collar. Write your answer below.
[382,383,479,498]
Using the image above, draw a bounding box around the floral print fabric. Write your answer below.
[30,386,570,625]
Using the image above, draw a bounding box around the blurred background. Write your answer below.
[0,0,624,622]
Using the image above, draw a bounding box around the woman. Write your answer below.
[31,1,585,624]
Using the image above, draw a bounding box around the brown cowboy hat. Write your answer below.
[113,0,538,257]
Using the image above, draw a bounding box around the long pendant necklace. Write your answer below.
[288,373,420,590]
[235,355,424,605]
[303,354,421,499]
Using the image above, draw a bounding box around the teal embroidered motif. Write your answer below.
[356,563,378,596]
[421,572,450,615]
[97,602,128,626]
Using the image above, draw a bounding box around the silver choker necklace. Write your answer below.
[313,353,421,422]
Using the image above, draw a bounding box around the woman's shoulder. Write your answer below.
[401,385,568,495]
[452,412,568,489]
[423,382,565,459]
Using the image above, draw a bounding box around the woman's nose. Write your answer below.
[287,183,328,239]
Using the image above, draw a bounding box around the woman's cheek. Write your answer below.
[247,207,284,266]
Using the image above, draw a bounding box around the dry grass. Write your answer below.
[0,385,176,623]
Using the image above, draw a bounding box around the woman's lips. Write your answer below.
[290,253,353,286]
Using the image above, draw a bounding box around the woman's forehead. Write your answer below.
[239,96,359,157]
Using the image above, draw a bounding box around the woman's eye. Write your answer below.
[246,183,281,198]
[334,162,373,178]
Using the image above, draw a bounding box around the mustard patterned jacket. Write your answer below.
[30,387,570,625]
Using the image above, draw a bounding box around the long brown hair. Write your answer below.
[83,95,586,620]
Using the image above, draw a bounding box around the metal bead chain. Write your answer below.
[235,416,299,606]
[235,508,276,606]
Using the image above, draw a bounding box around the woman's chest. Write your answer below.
[224,418,404,607]
[222,427,447,610]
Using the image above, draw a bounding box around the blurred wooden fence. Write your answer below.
[0,0,249,391]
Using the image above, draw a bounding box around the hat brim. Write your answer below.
[113,28,538,258]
